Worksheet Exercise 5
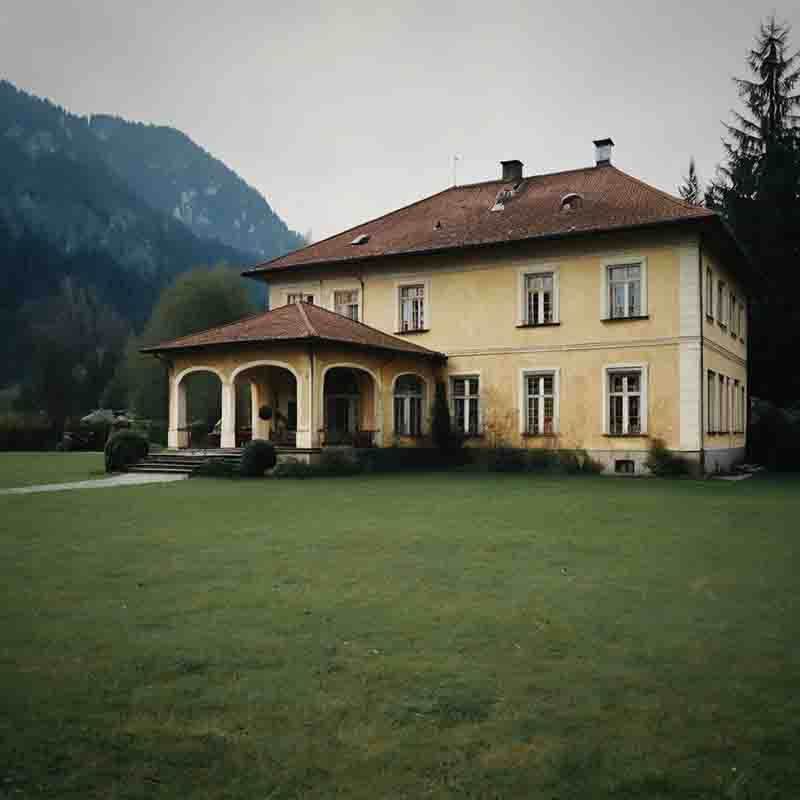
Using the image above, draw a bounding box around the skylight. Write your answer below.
[351,234,370,245]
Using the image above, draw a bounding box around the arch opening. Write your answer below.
[322,366,379,447]
[234,364,299,447]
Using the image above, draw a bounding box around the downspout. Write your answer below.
[698,234,705,474]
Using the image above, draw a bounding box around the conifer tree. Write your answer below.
[678,158,702,205]
[709,17,800,407]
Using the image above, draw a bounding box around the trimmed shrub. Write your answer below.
[240,439,277,477]
[272,458,317,479]
[431,381,464,458]
[487,446,528,473]
[258,405,273,421]
[320,448,363,476]
[105,430,149,473]
[645,438,690,477]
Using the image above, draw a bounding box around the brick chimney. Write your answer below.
[501,159,523,182]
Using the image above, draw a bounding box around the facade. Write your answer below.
[146,140,749,473]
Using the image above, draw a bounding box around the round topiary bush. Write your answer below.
[240,439,277,477]
[258,405,273,421]
[104,430,149,473]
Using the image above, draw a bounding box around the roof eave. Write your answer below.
[241,215,722,279]
[141,335,446,362]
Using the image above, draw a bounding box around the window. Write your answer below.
[287,292,314,305]
[733,380,740,432]
[717,280,726,326]
[607,263,642,318]
[738,302,745,340]
[607,369,643,435]
[452,376,480,435]
[398,284,426,332]
[334,289,359,321]
[706,267,714,319]
[524,372,556,434]
[394,375,424,436]
[707,370,716,433]
[740,384,747,431]
[523,271,556,324]
[730,292,737,336]
[718,374,726,432]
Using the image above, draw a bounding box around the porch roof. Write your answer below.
[141,301,447,360]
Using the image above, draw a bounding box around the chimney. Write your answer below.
[593,138,614,166]
[501,159,523,182]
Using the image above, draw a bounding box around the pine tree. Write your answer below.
[678,158,702,205]
[709,17,800,407]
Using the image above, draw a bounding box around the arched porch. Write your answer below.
[321,365,382,447]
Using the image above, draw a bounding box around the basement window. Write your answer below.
[615,459,635,474]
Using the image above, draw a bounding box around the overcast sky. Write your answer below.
[2,1,797,241]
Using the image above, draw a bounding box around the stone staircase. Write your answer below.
[127,449,243,476]
[126,446,323,476]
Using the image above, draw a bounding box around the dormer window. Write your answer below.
[351,234,370,246]
[561,193,583,212]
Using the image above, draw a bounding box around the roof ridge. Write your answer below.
[607,165,715,217]
[244,183,459,276]
[453,164,601,190]
[295,300,317,336]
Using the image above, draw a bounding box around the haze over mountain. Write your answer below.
[0,80,304,383]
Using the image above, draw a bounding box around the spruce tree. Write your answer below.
[709,17,800,407]
[678,158,702,205]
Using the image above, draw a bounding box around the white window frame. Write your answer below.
[705,267,714,319]
[395,278,431,333]
[602,363,648,435]
[729,292,737,336]
[738,301,745,341]
[517,264,560,325]
[392,374,426,436]
[332,288,360,321]
[450,372,481,436]
[717,280,727,327]
[601,256,648,319]
[519,368,560,435]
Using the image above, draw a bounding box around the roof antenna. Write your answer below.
[452,154,461,187]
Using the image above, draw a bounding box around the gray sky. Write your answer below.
[2,1,797,241]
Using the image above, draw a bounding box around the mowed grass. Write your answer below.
[0,451,105,488]
[1,472,799,798]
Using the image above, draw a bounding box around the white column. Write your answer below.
[220,381,236,449]
[168,375,189,449]
[295,359,313,449]
[251,379,271,440]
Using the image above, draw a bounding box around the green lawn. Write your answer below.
[0,451,105,488]
[1,472,799,798]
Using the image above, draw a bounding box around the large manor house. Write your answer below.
[146,139,748,474]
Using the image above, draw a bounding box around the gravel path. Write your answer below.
[0,472,188,496]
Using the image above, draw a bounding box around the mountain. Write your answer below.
[0,80,303,384]
[89,114,303,259]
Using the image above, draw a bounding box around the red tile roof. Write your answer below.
[141,301,446,359]
[243,164,718,276]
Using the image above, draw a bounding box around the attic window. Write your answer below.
[351,234,370,246]
[561,193,584,212]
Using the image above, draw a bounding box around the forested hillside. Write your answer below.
[0,80,301,385]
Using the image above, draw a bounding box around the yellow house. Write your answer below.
[145,139,749,474]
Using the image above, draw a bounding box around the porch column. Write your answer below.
[295,353,314,449]
[251,378,271,440]
[168,374,188,449]
[220,381,236,449]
